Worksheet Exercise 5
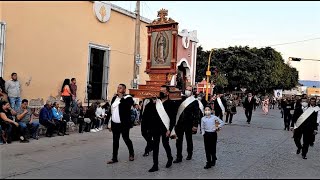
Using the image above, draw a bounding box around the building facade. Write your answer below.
[0,1,151,103]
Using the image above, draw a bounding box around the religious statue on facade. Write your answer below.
[155,32,167,64]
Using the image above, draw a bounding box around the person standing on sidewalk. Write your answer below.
[5,73,21,111]
[201,106,225,169]
[61,79,73,115]
[70,78,77,108]
[107,84,135,164]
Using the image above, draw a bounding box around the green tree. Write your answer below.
[195,46,299,93]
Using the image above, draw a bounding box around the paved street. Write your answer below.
[1,107,320,179]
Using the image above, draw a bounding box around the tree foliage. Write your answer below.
[196,46,299,93]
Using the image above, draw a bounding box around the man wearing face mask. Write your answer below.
[146,85,175,172]
[292,97,320,159]
[170,85,204,163]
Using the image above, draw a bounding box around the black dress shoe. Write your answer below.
[148,166,159,172]
[173,158,182,163]
[296,148,301,154]
[129,155,135,161]
[204,163,211,169]
[302,156,307,159]
[57,133,64,136]
[64,133,69,135]
[143,152,149,157]
[107,159,118,164]
[186,155,192,160]
[166,158,173,168]
[210,160,216,166]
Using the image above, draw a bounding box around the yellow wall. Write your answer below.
[1,1,149,102]
[307,87,320,96]
[0,2,2,20]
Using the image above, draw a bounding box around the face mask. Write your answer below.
[159,92,167,99]
[197,96,202,101]
[185,90,192,97]
[301,102,308,107]
[205,110,211,116]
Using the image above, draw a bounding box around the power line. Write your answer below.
[258,37,320,48]
[110,49,147,57]
[143,1,154,19]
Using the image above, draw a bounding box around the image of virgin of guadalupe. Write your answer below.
[155,32,167,64]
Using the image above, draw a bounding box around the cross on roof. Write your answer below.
[157,8,168,21]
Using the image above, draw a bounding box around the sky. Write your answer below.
[110,1,320,81]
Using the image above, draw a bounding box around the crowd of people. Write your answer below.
[0,73,145,145]
[1,72,319,171]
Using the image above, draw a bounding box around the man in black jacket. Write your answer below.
[172,85,203,163]
[146,85,176,172]
[243,92,255,124]
[292,97,319,159]
[283,97,294,131]
[214,91,227,121]
[107,84,135,164]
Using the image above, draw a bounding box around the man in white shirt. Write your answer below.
[107,84,134,164]
[95,102,104,131]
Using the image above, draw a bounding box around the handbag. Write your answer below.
[84,118,91,123]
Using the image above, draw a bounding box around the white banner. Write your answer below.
[274,89,283,98]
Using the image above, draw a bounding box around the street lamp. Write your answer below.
[205,49,215,102]
[288,57,320,62]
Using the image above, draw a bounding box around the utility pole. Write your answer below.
[133,1,141,88]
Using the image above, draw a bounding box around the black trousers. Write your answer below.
[141,130,153,153]
[77,117,84,133]
[215,111,223,121]
[176,127,193,159]
[62,96,72,114]
[151,131,173,167]
[283,112,292,130]
[111,121,134,161]
[54,119,67,133]
[245,110,253,122]
[293,128,313,157]
[226,111,234,123]
[40,120,56,136]
[203,131,217,163]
